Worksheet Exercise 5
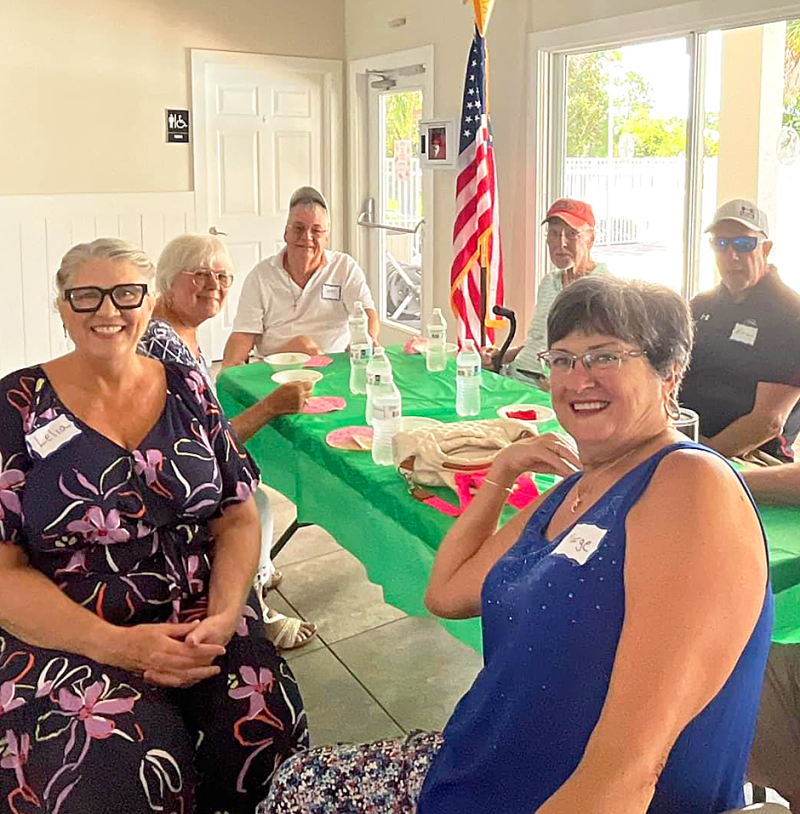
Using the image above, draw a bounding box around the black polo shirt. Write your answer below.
[680,271,800,461]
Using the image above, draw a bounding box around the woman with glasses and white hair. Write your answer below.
[0,238,307,814]
[262,275,772,814]
[139,233,317,650]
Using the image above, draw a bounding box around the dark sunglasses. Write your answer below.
[64,283,149,313]
[710,236,765,254]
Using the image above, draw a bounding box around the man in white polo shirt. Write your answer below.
[222,186,378,367]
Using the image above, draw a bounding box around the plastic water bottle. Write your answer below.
[365,346,392,426]
[349,301,373,395]
[426,308,448,372]
[371,378,402,466]
[456,339,482,417]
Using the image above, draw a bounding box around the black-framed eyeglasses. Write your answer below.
[537,348,648,375]
[181,268,234,289]
[63,283,149,313]
[710,236,765,254]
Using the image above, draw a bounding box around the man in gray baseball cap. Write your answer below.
[223,185,379,367]
[680,198,800,462]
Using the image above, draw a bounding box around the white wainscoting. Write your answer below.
[0,192,195,377]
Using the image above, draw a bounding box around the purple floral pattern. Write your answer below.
[0,363,307,813]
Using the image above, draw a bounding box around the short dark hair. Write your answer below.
[547,275,694,386]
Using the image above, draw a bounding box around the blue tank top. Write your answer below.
[417,442,774,814]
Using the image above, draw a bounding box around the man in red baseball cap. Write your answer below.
[482,197,608,387]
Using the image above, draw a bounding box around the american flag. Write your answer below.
[450,24,504,347]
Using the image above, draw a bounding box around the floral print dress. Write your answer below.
[0,362,307,814]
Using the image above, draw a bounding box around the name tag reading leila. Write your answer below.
[321,284,342,301]
[730,322,758,346]
[551,523,607,566]
[26,414,81,459]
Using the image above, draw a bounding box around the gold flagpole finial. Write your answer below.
[471,0,496,36]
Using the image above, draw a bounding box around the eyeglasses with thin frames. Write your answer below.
[288,224,328,240]
[544,224,593,243]
[537,348,648,376]
[181,268,234,289]
[63,283,149,313]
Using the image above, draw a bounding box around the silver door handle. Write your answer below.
[357,198,424,235]
[209,226,227,236]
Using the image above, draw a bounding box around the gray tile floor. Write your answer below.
[264,485,484,747]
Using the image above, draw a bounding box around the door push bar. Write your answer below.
[357,198,425,235]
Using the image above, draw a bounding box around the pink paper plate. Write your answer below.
[303,396,346,414]
[305,355,334,368]
[326,426,374,451]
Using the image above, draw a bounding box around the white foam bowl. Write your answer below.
[264,352,310,371]
[497,403,556,425]
[271,369,323,385]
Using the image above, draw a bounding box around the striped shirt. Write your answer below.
[507,263,609,382]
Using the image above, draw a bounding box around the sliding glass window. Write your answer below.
[548,20,800,298]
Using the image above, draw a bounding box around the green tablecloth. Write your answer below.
[218,347,800,649]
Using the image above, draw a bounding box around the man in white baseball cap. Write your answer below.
[223,185,379,367]
[680,198,800,462]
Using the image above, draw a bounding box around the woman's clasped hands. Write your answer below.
[108,617,235,688]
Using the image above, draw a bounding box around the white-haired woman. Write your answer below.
[138,234,317,649]
[0,238,307,814]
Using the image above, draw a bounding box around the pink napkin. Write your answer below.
[326,426,373,450]
[403,336,427,355]
[305,355,334,367]
[303,396,346,414]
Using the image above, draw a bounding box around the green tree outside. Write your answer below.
[566,50,718,159]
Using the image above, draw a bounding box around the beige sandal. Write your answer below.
[263,611,318,650]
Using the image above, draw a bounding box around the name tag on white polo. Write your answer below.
[26,414,81,459]
[730,322,758,346]
[551,523,607,566]
[321,284,341,301]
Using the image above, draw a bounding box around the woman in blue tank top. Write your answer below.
[261,276,773,814]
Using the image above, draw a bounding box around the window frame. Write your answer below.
[526,0,800,300]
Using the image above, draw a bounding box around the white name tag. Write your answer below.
[26,414,81,459]
[730,322,758,346]
[321,284,342,301]
[551,523,607,566]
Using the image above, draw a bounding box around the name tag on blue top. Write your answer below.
[551,523,607,565]
[26,414,81,459]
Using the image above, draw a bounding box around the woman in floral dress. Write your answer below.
[0,238,307,814]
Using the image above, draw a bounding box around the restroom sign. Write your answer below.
[166,109,190,143]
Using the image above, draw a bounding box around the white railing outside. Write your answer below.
[383,156,423,230]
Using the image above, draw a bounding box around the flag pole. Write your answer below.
[479,234,488,347]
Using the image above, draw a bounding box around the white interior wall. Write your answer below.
[0,0,345,196]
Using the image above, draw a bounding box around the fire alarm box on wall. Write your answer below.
[419,119,456,169]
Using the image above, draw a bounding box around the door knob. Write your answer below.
[209,226,227,236]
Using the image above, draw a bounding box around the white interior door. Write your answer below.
[192,50,343,359]
[349,47,434,345]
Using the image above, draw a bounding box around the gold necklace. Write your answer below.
[569,443,648,514]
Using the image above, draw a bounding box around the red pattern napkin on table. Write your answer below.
[305,355,333,367]
[506,408,538,421]
[303,396,346,414]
